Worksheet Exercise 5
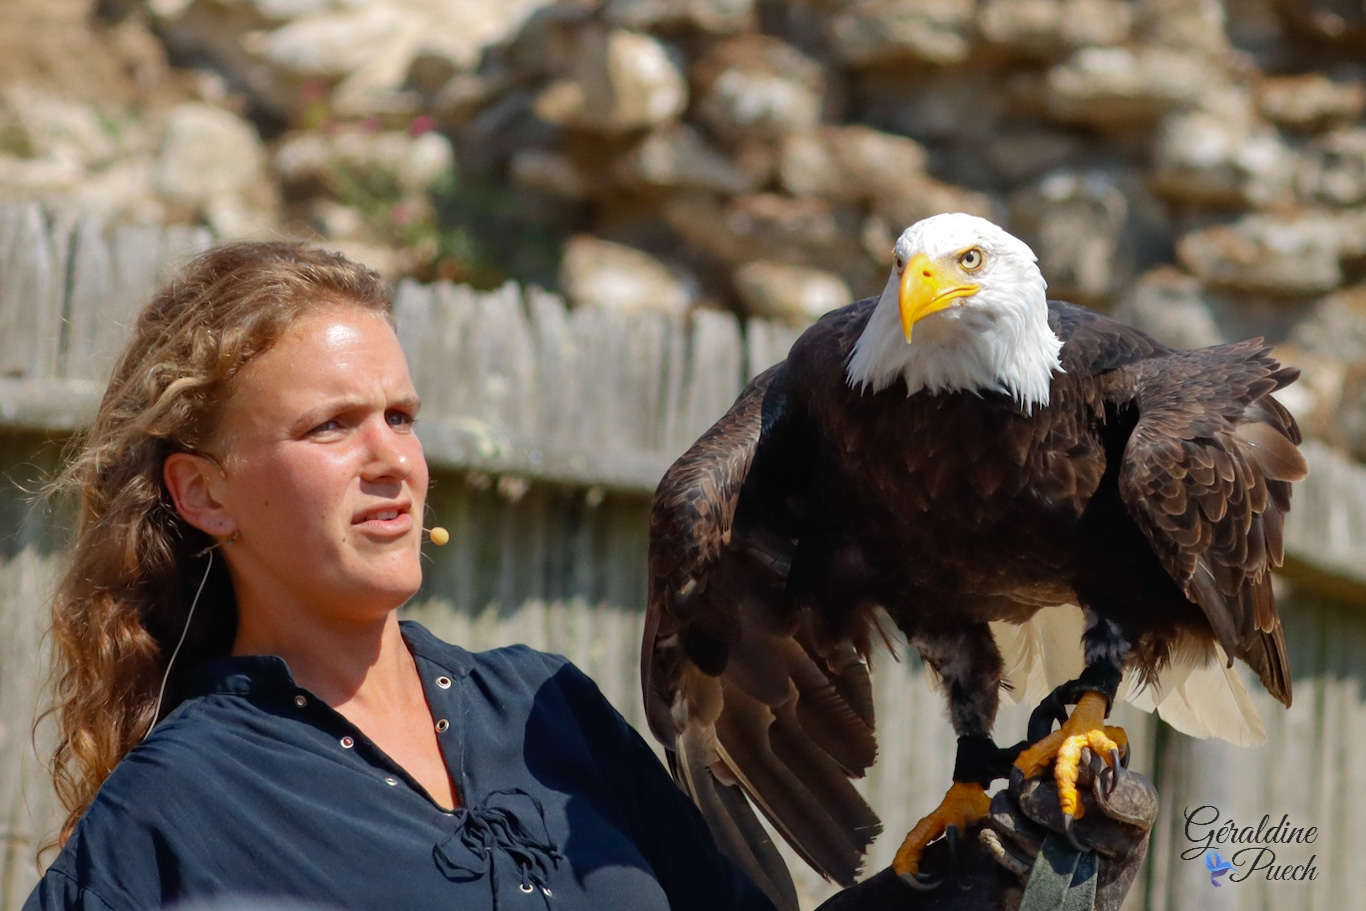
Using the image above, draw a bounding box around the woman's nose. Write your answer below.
[362,421,419,481]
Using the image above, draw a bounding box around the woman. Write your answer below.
[27,241,1150,911]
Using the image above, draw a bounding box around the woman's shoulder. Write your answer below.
[72,698,251,821]
[400,620,585,683]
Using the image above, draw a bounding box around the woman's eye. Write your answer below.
[310,418,342,435]
[959,248,984,271]
[387,410,416,430]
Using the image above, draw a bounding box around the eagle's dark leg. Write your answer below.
[892,623,1020,888]
[1016,613,1132,850]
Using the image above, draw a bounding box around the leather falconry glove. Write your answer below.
[814,750,1158,911]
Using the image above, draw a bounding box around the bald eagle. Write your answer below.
[642,213,1306,909]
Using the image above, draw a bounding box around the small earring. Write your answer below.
[224,531,238,546]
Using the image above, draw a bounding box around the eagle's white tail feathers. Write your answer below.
[991,606,1086,707]
[988,606,1266,746]
[1117,641,1267,746]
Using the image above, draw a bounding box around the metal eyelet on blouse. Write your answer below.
[293,695,307,707]
[384,777,399,786]
[340,736,355,749]
[541,887,553,897]
[519,884,535,894]
[435,719,449,733]
[436,676,452,688]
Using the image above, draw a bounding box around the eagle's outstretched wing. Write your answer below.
[1098,330,1306,706]
[643,363,881,911]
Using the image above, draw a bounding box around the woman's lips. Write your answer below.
[353,506,413,535]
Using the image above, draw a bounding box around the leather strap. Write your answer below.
[1019,832,1097,911]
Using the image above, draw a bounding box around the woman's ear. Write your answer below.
[163,453,237,540]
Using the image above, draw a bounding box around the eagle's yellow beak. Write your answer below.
[898,254,979,342]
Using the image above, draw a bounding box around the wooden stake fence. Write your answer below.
[3,201,1366,910]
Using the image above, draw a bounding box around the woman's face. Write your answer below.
[206,306,429,624]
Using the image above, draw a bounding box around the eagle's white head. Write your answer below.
[845,212,1063,412]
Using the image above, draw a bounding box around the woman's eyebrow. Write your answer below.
[293,394,422,429]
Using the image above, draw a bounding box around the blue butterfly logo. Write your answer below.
[1206,851,1233,886]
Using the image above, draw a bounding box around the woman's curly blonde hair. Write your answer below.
[45,240,392,847]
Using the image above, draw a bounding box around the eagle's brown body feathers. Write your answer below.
[643,298,1304,906]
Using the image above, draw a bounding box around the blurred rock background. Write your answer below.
[2,0,1365,448]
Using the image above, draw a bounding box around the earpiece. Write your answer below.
[426,526,449,546]
[147,542,218,739]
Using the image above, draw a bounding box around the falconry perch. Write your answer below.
[641,213,1306,910]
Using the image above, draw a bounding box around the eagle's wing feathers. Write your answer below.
[644,361,880,910]
[1102,337,1305,707]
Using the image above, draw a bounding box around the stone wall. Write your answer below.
[11,0,1357,448]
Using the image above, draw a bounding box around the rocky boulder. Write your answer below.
[1257,74,1366,133]
[535,26,688,134]
[692,35,826,143]
[156,101,277,237]
[732,260,853,323]
[1008,169,1130,304]
[1296,129,1366,208]
[827,0,976,67]
[977,0,1131,56]
[1152,92,1297,208]
[558,235,697,315]
[778,125,929,202]
[1043,45,1215,128]
[1176,213,1345,298]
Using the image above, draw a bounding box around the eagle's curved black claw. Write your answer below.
[898,870,943,891]
[1105,747,1126,794]
[1061,813,1087,853]
[945,823,959,860]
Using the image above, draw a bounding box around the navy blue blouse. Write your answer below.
[25,622,778,911]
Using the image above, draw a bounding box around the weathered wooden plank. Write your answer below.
[659,309,691,457]
[678,309,743,451]
[1283,441,1366,602]
[427,282,479,420]
[414,417,671,493]
[391,279,431,381]
[0,548,62,911]
[566,305,615,453]
[1145,591,1354,911]
[61,216,113,381]
[0,378,101,434]
[470,283,537,439]
[1323,603,1366,908]
[525,287,577,456]
[85,223,162,385]
[43,210,78,380]
[0,204,63,380]
[745,318,805,381]
[624,312,674,453]
[158,225,213,281]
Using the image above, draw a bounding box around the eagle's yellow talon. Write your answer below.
[1014,691,1126,823]
[891,781,992,876]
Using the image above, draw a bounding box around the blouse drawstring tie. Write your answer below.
[434,788,565,909]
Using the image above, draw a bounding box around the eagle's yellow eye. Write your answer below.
[959,248,984,271]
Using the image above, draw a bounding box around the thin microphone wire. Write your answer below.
[147,545,215,738]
